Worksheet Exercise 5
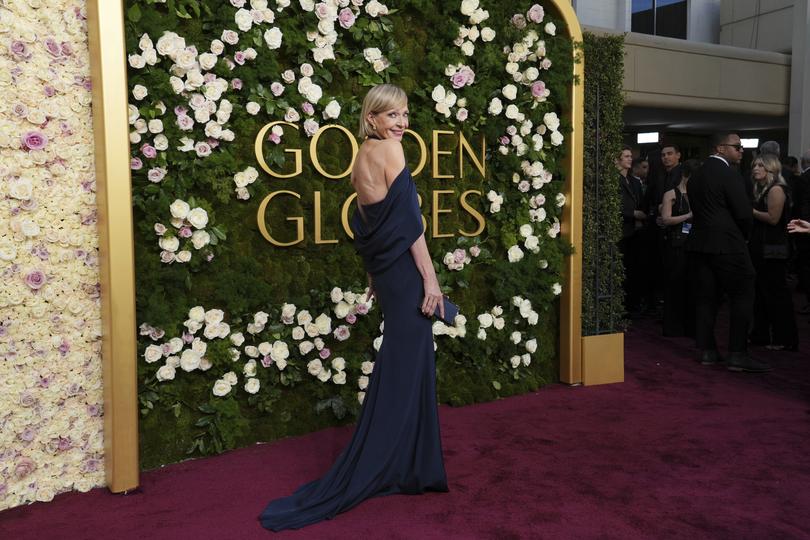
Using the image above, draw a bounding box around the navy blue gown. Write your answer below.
[259,167,448,531]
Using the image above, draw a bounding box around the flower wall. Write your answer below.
[126,0,575,468]
[0,1,105,510]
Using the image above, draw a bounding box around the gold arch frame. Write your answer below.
[87,0,584,492]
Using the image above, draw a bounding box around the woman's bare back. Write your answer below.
[351,139,406,206]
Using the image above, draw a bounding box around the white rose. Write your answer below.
[176,250,192,263]
[363,47,382,62]
[132,84,148,100]
[545,22,556,35]
[477,328,487,340]
[502,84,517,100]
[190,230,210,250]
[159,236,179,252]
[510,331,522,344]
[358,375,369,389]
[323,100,341,120]
[154,134,169,150]
[156,364,176,381]
[170,199,190,219]
[460,0,478,17]
[333,302,350,319]
[550,131,564,146]
[235,8,254,31]
[144,344,163,363]
[552,282,563,295]
[245,345,259,358]
[519,224,533,238]
[223,371,238,385]
[300,341,315,355]
[505,104,519,120]
[525,338,538,353]
[507,245,524,263]
[230,332,245,346]
[477,313,493,329]
[525,235,540,253]
[487,97,503,115]
[187,208,209,229]
[373,335,383,351]
[510,355,521,369]
[460,41,474,56]
[281,69,295,83]
[246,101,261,115]
[528,311,539,325]
[361,361,374,375]
[210,39,224,55]
[314,313,332,335]
[212,379,232,396]
[544,112,560,131]
[8,178,33,200]
[291,326,305,340]
[180,349,201,371]
[493,317,505,330]
[481,27,495,42]
[317,369,331,382]
[264,27,283,49]
[244,359,257,376]
[244,378,260,394]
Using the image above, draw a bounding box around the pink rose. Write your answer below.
[177,115,194,130]
[268,133,281,144]
[44,85,56,97]
[346,313,357,324]
[10,40,30,59]
[179,226,193,238]
[131,157,143,170]
[319,347,331,359]
[527,4,544,23]
[154,223,167,235]
[147,167,167,183]
[231,78,243,90]
[141,144,157,159]
[452,248,467,264]
[234,51,246,65]
[14,457,36,479]
[356,303,369,315]
[302,102,314,115]
[531,81,547,98]
[499,136,510,145]
[450,72,468,89]
[270,82,284,96]
[44,37,62,56]
[61,41,73,56]
[470,245,481,257]
[174,105,188,116]
[160,251,175,263]
[261,355,273,368]
[338,7,356,29]
[21,131,48,150]
[456,108,468,122]
[511,14,527,29]
[25,270,47,290]
[230,0,245,6]
[13,103,28,117]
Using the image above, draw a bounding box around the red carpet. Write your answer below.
[2,311,809,539]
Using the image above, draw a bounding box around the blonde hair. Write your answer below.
[752,153,785,201]
[358,84,407,138]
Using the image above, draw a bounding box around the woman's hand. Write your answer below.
[788,219,810,234]
[366,273,375,301]
[421,276,444,320]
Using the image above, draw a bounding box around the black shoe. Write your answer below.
[699,350,724,366]
[726,352,772,373]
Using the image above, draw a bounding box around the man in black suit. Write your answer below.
[618,146,646,314]
[686,132,770,372]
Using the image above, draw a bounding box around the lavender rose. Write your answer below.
[24,270,47,290]
[527,4,544,23]
[131,157,143,170]
[14,457,36,479]
[10,40,30,59]
[338,7,356,29]
[21,131,48,151]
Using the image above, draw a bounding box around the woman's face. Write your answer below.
[369,103,409,141]
[616,150,632,171]
[752,161,768,182]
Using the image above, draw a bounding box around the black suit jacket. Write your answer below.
[619,173,643,239]
[686,156,752,254]
[793,169,810,220]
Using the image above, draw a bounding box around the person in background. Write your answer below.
[618,146,646,316]
[748,154,798,351]
[660,159,700,337]
[686,132,770,372]
[631,156,656,313]
[792,150,810,314]
[788,219,810,234]
[660,143,683,195]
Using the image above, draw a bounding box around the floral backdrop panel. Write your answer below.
[127,0,573,468]
[0,1,105,510]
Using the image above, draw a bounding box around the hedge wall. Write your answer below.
[125,0,574,468]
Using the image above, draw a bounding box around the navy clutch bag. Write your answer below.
[432,297,459,325]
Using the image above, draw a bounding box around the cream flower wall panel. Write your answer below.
[0,0,105,510]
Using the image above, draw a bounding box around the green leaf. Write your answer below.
[491,380,501,390]
[127,4,142,22]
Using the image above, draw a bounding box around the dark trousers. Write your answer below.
[751,255,799,348]
[619,234,642,311]
[689,251,755,353]
[663,245,694,337]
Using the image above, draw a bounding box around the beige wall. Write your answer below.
[621,31,790,116]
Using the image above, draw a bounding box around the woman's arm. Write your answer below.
[659,189,692,226]
[410,235,444,320]
[753,185,785,225]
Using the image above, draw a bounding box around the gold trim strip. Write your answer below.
[87,0,140,492]
[553,0,584,384]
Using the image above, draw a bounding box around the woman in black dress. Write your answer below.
[660,159,699,337]
[749,154,798,351]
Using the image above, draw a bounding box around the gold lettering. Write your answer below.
[431,130,454,179]
[314,191,338,244]
[256,190,304,246]
[403,129,428,176]
[458,132,486,178]
[459,190,486,237]
[341,193,358,240]
[432,190,454,238]
[254,122,302,178]
[310,124,358,179]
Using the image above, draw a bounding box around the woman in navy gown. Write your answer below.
[259,84,448,531]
